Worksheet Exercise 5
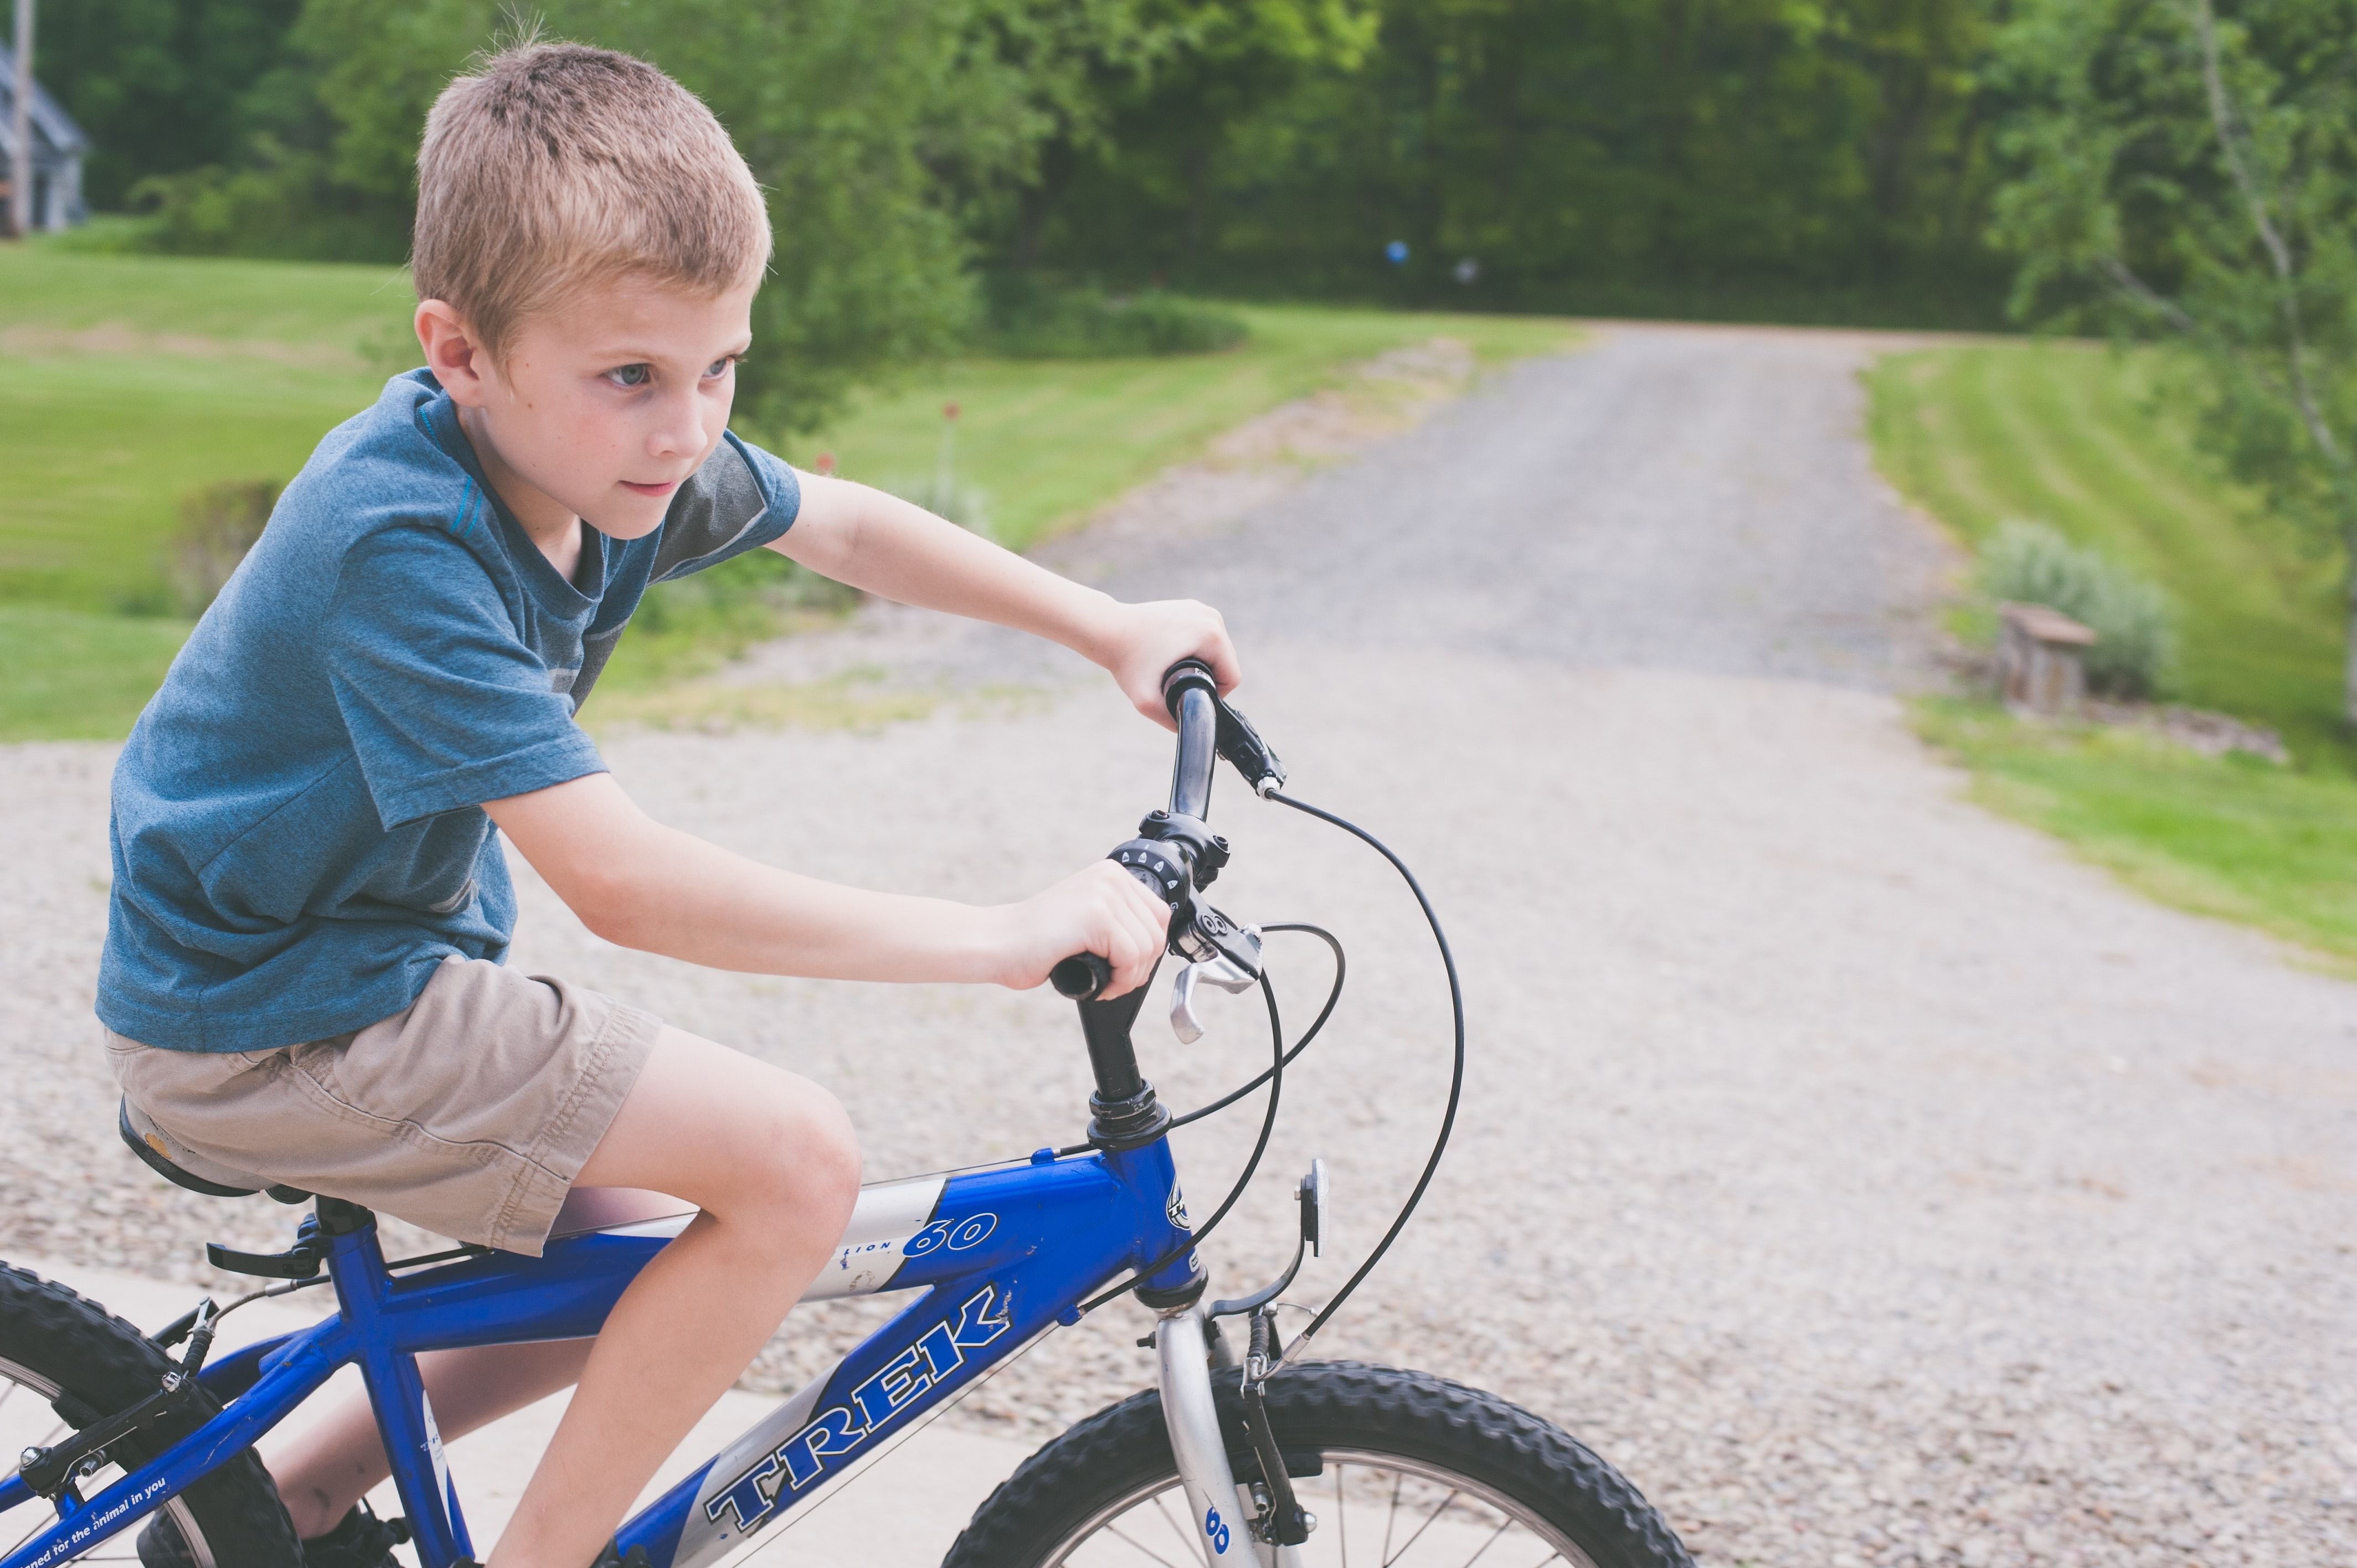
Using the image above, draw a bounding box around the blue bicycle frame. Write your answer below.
[0,1134,1208,1568]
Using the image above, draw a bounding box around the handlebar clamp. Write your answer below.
[1135,810,1229,889]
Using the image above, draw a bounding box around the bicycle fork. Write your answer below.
[1154,1306,1305,1568]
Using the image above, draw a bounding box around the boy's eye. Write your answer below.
[603,363,653,389]
[704,356,737,379]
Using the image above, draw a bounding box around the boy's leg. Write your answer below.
[265,1341,596,1536]
[492,1027,860,1568]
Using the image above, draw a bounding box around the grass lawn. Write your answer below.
[0,606,194,743]
[1,240,1574,739]
[1868,342,2357,965]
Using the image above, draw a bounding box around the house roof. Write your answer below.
[0,44,90,161]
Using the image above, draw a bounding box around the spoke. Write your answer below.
[1107,1522,1192,1568]
[1517,1552,1564,1568]
[1153,1491,1200,1557]
[0,1379,20,1417]
[1334,1462,1347,1568]
[1457,1516,1515,1568]
[6,1514,53,1562]
[1381,1487,1459,1567]
[1380,1473,1403,1566]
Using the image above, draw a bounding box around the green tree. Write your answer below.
[1016,0,2004,320]
[131,0,1134,432]
[1991,0,2357,721]
[34,0,302,208]
[1007,0,1378,276]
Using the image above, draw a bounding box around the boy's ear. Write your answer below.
[415,300,494,405]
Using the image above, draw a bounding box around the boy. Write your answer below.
[97,40,1234,1568]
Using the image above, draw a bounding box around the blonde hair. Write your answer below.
[413,41,771,358]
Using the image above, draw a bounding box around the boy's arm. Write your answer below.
[773,472,1237,728]
[483,773,1172,994]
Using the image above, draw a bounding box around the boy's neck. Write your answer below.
[456,405,586,582]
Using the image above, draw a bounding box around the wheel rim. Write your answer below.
[1043,1447,1602,1568]
[0,1353,218,1567]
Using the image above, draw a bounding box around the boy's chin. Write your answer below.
[594,495,674,540]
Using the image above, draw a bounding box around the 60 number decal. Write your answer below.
[1204,1505,1232,1554]
[900,1211,997,1259]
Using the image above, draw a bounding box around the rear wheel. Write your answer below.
[0,1263,301,1566]
[945,1360,1692,1568]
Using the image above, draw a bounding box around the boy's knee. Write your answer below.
[789,1087,862,1218]
[729,1084,860,1227]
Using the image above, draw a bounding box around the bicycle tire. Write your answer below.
[943,1359,1692,1568]
[0,1263,302,1567]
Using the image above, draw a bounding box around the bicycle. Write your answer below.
[0,662,1692,1568]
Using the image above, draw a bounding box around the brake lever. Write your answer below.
[1170,952,1260,1044]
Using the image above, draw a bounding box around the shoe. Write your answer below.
[300,1504,410,1568]
[137,1501,410,1568]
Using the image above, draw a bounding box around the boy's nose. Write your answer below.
[647,396,704,461]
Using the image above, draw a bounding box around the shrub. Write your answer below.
[166,479,282,615]
[982,274,1248,359]
[1979,519,2177,698]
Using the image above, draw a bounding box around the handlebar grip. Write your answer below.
[1161,658,1220,717]
[1050,952,1113,1000]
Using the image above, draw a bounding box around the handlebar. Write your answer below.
[1167,664,1219,822]
[1052,659,1273,1005]
[1050,952,1113,999]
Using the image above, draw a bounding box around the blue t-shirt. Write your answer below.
[99,370,801,1053]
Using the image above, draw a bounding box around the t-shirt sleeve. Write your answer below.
[647,431,802,584]
[325,526,608,830]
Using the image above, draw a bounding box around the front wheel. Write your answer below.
[944,1360,1692,1568]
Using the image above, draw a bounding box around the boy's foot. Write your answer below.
[136,1501,410,1568]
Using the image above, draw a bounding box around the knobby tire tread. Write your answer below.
[0,1263,303,1567]
[943,1359,1692,1568]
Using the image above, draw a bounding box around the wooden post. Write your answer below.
[9,0,30,240]
[1995,601,2098,714]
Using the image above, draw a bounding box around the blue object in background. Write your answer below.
[1385,239,1409,266]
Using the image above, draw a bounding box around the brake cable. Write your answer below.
[1263,789,1465,1358]
[1061,782,1461,1355]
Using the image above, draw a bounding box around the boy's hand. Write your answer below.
[1095,599,1241,730]
[995,860,1173,998]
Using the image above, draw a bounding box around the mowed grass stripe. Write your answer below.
[1871,342,2357,966]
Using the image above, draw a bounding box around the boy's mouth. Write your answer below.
[619,478,682,498]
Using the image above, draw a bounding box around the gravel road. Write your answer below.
[5,324,2353,1568]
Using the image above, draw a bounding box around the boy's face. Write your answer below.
[425,274,759,542]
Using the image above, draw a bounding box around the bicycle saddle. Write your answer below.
[117,1096,312,1204]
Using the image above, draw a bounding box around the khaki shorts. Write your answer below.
[104,956,661,1256]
